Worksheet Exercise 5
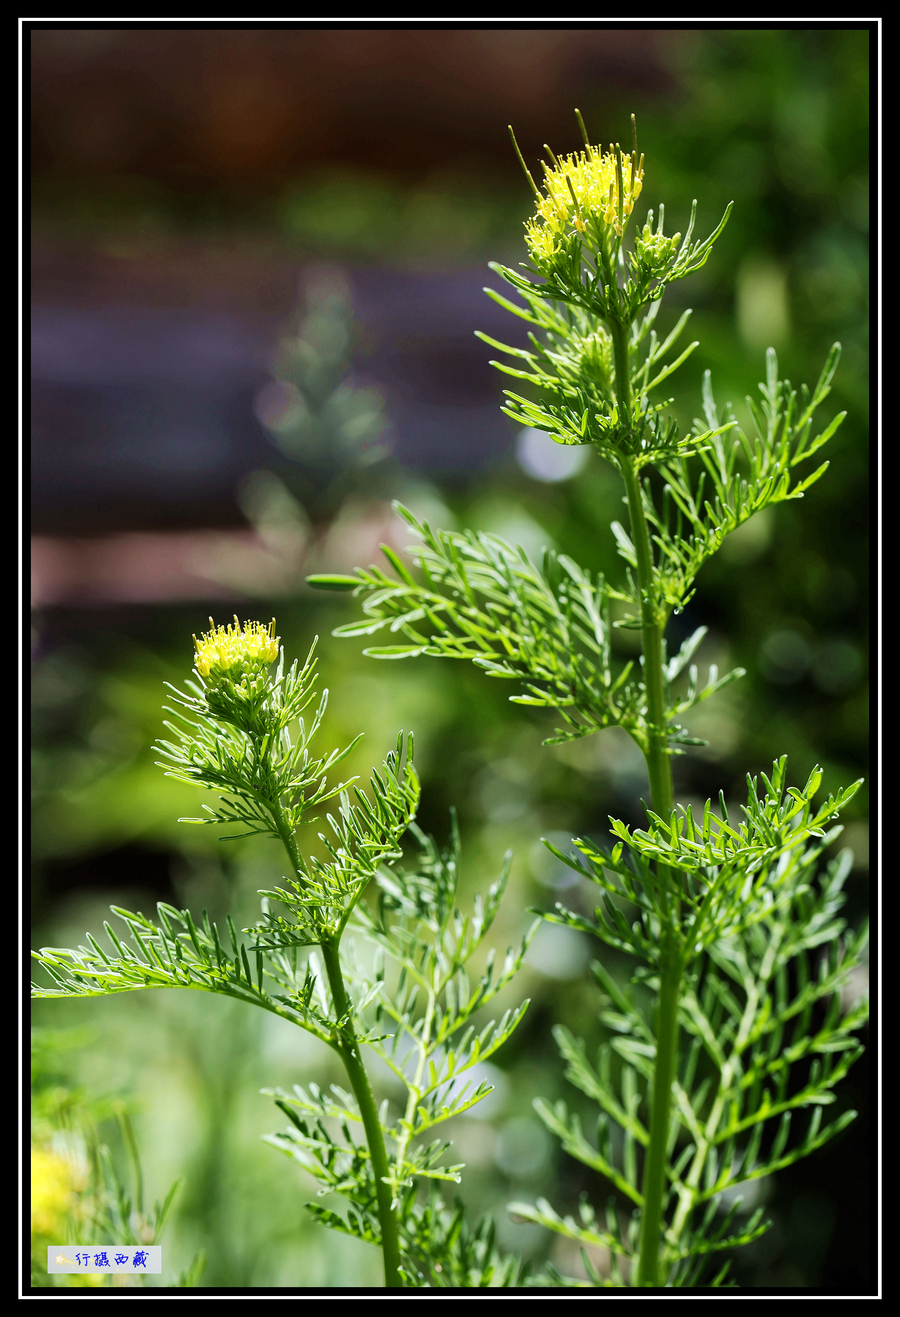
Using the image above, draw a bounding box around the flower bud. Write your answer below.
[524,141,644,268]
[193,616,280,688]
[193,617,280,732]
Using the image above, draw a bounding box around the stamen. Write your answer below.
[508,125,541,199]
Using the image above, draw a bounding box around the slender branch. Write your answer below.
[269,794,402,1287]
[270,793,305,884]
[617,455,673,823]
[609,313,681,1287]
[393,979,436,1186]
[320,938,403,1288]
[669,965,760,1244]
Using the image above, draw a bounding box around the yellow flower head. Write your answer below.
[193,616,280,687]
[525,141,644,257]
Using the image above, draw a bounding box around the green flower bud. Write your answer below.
[629,222,682,281]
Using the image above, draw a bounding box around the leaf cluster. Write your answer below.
[32,743,419,1049]
[263,821,537,1283]
[155,641,361,841]
[314,507,642,746]
[550,757,863,958]
[299,1177,524,1288]
[508,182,732,329]
[310,505,740,756]
[635,345,846,617]
[523,761,867,1285]
[478,263,732,469]
[32,900,329,1032]
[32,804,534,1285]
[255,732,419,946]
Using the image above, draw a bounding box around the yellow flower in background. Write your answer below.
[525,142,644,259]
[193,616,280,687]
[31,1144,84,1239]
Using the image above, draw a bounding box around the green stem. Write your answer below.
[618,455,674,820]
[635,937,683,1287]
[609,307,632,414]
[610,317,681,1287]
[268,789,304,885]
[609,318,674,822]
[320,938,403,1289]
[269,797,402,1288]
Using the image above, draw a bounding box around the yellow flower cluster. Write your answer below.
[525,144,644,258]
[193,616,280,683]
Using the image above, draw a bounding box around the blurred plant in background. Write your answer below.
[30,1028,206,1288]
[245,263,394,538]
[31,26,870,1291]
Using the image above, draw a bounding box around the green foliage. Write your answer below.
[551,757,864,957]
[642,343,845,616]
[296,1181,523,1287]
[156,639,362,840]
[254,736,419,950]
[356,819,537,1172]
[32,631,533,1287]
[310,504,744,755]
[320,335,845,703]
[313,507,647,747]
[314,108,867,1288]
[263,820,537,1284]
[33,899,333,1044]
[479,259,732,469]
[531,762,866,1284]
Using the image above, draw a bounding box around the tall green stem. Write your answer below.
[270,799,402,1288]
[618,456,674,821]
[608,318,674,823]
[320,939,403,1288]
[635,935,683,1288]
[610,316,681,1287]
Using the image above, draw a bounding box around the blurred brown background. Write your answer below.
[32,28,685,542]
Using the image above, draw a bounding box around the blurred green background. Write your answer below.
[31,27,870,1289]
